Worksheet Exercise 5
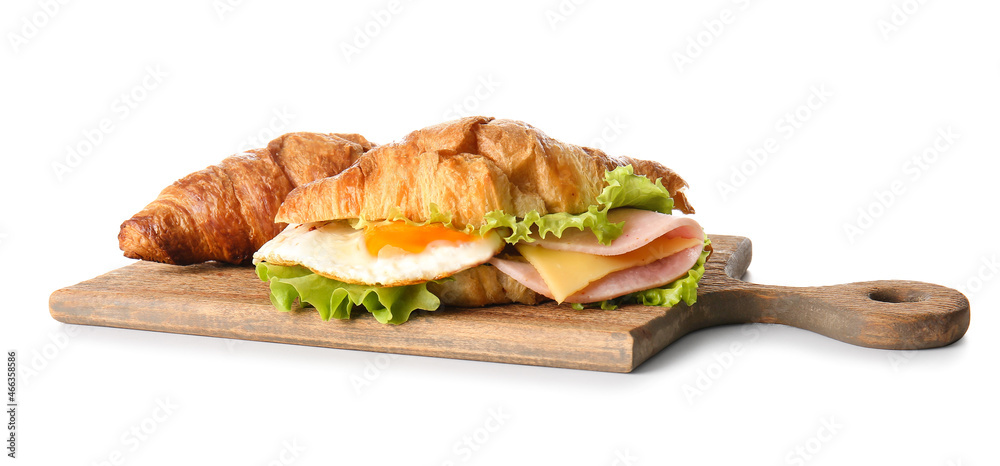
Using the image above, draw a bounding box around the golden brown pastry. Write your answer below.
[276,116,693,228]
[119,132,373,265]
[427,264,544,307]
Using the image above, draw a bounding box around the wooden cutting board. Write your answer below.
[48,235,970,372]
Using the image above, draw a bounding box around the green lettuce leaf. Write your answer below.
[255,262,440,324]
[351,203,469,232]
[479,207,623,244]
[571,238,711,310]
[596,165,674,214]
[480,165,675,245]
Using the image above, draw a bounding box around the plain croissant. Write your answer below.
[119,132,373,265]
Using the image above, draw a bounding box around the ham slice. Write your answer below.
[489,209,707,303]
[530,208,703,256]
[489,244,703,303]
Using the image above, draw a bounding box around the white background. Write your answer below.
[2,0,997,464]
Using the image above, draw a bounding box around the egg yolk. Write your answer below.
[364,222,477,256]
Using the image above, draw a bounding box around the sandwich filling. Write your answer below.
[490,208,705,303]
[254,166,710,324]
[254,220,503,287]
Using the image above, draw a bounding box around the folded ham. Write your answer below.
[489,208,705,303]
[526,209,704,256]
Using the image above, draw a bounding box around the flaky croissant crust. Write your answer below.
[119,132,373,265]
[276,116,693,228]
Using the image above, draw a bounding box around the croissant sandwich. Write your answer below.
[253,116,711,324]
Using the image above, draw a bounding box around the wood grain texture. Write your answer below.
[48,235,970,372]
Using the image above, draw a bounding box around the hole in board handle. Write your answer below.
[868,288,930,304]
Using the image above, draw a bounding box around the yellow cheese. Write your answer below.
[514,236,703,302]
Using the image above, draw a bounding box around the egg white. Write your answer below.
[252,221,504,286]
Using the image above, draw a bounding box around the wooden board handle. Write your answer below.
[697,280,970,350]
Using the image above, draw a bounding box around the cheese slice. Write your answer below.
[514,236,703,303]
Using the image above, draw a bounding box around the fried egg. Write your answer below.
[252,220,504,286]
